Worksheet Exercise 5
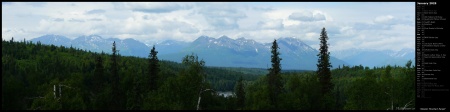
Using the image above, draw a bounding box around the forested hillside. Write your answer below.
[2,38,259,110]
[2,37,415,110]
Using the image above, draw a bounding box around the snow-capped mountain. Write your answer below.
[32,34,71,47]
[331,48,415,67]
[31,35,150,57]
[276,37,348,70]
[188,35,266,57]
[30,34,413,70]
[387,48,415,59]
[160,36,348,70]
[72,35,111,53]
[119,38,150,57]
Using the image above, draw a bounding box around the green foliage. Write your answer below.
[109,41,125,110]
[334,64,415,110]
[219,67,268,75]
[267,39,283,108]
[204,67,260,91]
[280,73,322,110]
[245,76,272,110]
[2,38,414,110]
[234,76,245,109]
[147,45,159,91]
[317,27,333,95]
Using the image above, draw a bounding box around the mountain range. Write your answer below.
[30,34,414,70]
[331,48,415,67]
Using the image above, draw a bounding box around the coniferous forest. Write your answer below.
[2,28,415,110]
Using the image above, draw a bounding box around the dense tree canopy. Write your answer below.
[2,29,415,110]
[2,39,259,110]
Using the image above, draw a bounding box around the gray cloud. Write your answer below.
[158,20,199,34]
[2,2,414,52]
[53,18,64,22]
[143,28,158,35]
[88,18,103,21]
[198,3,247,30]
[251,6,273,11]
[127,3,192,13]
[257,20,284,30]
[68,18,85,22]
[374,15,414,26]
[353,22,388,30]
[159,20,182,31]
[142,15,149,20]
[85,9,106,15]
[208,18,240,30]
[27,2,46,7]
[133,8,176,13]
[346,15,414,33]
[289,11,326,22]
[179,25,199,34]
[2,2,13,5]
[285,22,324,34]
[313,13,325,21]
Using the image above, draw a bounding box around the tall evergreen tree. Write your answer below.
[148,45,159,91]
[317,27,333,95]
[267,39,282,108]
[111,41,119,86]
[110,41,123,109]
[235,76,245,109]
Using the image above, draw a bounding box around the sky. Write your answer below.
[2,2,415,51]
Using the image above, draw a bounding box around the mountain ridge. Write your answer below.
[30,34,413,70]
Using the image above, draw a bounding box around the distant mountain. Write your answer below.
[276,37,348,70]
[119,38,150,57]
[161,35,272,68]
[31,35,150,57]
[331,48,415,67]
[159,36,348,70]
[30,34,413,70]
[32,34,71,47]
[71,35,111,53]
[155,40,189,55]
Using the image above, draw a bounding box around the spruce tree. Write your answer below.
[111,41,118,86]
[148,45,159,91]
[267,39,282,108]
[317,27,333,95]
[110,41,123,109]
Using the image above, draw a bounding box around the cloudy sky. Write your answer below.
[2,2,415,51]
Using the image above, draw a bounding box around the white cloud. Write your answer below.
[374,15,394,23]
[2,2,14,6]
[2,28,28,40]
[258,19,284,30]
[289,10,326,22]
[304,32,319,41]
[339,26,355,36]
[330,40,356,51]
[2,2,414,52]
[85,9,106,15]
[121,2,193,13]
[26,2,46,7]
[196,3,247,30]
